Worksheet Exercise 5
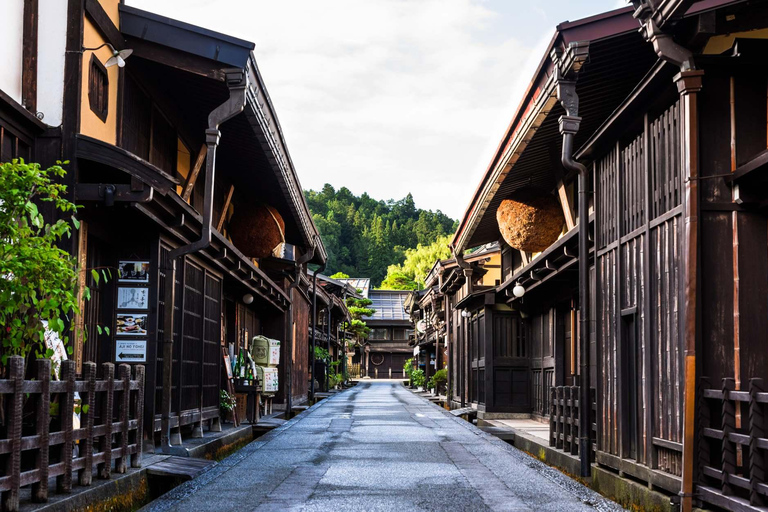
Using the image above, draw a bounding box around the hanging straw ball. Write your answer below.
[229,204,286,259]
[496,189,564,253]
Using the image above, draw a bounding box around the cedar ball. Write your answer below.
[496,189,565,253]
[229,204,286,259]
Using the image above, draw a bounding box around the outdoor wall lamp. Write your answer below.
[512,281,526,298]
[74,43,133,68]
[242,293,254,304]
[460,310,470,318]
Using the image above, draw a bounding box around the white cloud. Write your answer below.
[126,0,615,220]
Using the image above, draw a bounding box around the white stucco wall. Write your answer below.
[0,0,24,104]
[38,0,68,125]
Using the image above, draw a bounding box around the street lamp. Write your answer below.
[512,281,526,298]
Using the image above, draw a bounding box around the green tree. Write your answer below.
[0,160,85,365]
[380,234,452,290]
[304,185,456,286]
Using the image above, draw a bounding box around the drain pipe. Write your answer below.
[160,69,247,453]
[310,260,325,401]
[555,51,591,478]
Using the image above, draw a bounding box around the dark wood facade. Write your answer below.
[1,0,327,450]
[447,2,768,510]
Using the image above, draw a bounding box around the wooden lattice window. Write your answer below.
[88,55,108,122]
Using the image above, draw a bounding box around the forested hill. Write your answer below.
[305,185,457,286]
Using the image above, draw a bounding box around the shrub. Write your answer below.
[0,159,83,366]
[428,368,447,393]
[411,368,425,388]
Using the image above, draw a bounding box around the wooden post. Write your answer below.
[132,365,145,468]
[549,387,557,447]
[697,377,711,481]
[721,378,736,495]
[676,70,704,512]
[99,363,114,479]
[116,364,131,474]
[57,360,75,493]
[79,362,96,486]
[32,359,51,503]
[572,385,580,456]
[749,378,765,506]
[556,387,564,449]
[2,356,24,512]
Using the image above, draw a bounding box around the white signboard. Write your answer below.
[116,339,147,363]
[413,346,420,356]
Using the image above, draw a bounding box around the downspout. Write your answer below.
[285,246,315,418]
[555,49,592,478]
[161,69,247,453]
[310,259,325,401]
[635,6,699,510]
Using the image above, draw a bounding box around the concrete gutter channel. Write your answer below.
[17,392,339,512]
[409,388,679,512]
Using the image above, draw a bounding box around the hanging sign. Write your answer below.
[116,339,147,363]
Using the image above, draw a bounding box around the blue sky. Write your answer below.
[128,0,624,220]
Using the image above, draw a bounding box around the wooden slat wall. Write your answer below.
[594,100,683,479]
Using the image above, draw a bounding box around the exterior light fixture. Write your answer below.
[461,310,470,318]
[243,293,254,304]
[75,43,133,68]
[512,282,526,298]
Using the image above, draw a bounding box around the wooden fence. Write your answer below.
[0,356,145,512]
[697,377,767,511]
[549,386,596,458]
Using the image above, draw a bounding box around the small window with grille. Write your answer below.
[88,55,109,122]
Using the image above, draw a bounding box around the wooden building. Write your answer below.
[1,0,327,451]
[343,282,412,380]
[308,272,354,391]
[448,1,768,510]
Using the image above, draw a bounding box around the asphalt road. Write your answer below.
[144,381,623,512]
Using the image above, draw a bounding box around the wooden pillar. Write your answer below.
[676,69,704,512]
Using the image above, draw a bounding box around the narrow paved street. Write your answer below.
[145,382,621,512]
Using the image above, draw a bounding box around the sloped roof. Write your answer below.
[369,290,410,322]
[337,278,371,298]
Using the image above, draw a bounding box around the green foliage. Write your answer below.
[314,346,330,363]
[305,185,456,286]
[411,368,426,388]
[344,295,374,342]
[381,234,452,290]
[379,271,418,291]
[428,368,447,392]
[329,272,349,279]
[0,159,83,365]
[220,390,236,411]
[403,358,415,379]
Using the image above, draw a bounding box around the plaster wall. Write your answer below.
[79,16,118,144]
[38,0,68,126]
[0,0,24,104]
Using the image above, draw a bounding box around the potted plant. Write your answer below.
[220,390,236,423]
[427,368,447,395]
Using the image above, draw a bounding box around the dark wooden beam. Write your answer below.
[182,145,207,202]
[84,0,124,50]
[217,184,235,232]
[62,0,85,198]
[75,183,153,202]
[75,134,178,193]
[126,38,226,81]
[22,0,38,113]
